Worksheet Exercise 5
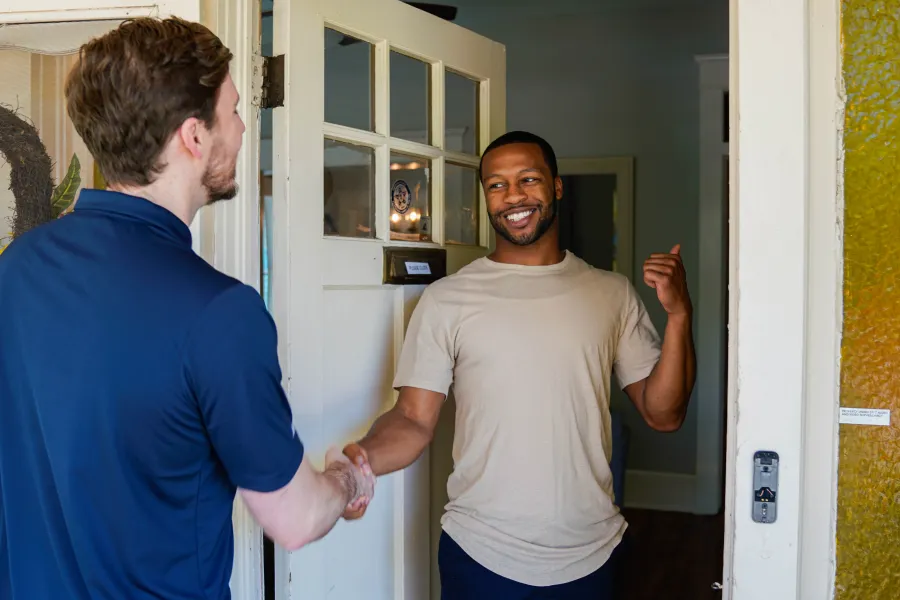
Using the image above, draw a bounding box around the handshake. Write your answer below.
[324,442,376,520]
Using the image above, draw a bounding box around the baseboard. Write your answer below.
[622,469,697,513]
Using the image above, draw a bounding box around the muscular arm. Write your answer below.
[625,313,696,432]
[240,453,372,551]
[352,386,445,477]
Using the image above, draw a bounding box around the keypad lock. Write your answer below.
[752,450,779,524]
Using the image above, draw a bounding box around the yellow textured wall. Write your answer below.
[836,1,900,598]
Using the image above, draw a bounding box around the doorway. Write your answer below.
[556,150,728,598]
[1,0,848,598]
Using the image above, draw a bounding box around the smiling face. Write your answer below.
[481,142,563,247]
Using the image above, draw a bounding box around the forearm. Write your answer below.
[240,457,361,551]
[643,313,696,430]
[297,463,358,544]
[358,408,434,476]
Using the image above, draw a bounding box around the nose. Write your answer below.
[505,182,527,204]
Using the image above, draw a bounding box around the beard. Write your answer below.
[202,147,238,205]
[488,198,558,246]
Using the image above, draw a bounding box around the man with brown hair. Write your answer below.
[0,17,372,599]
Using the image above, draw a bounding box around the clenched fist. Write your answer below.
[643,244,691,316]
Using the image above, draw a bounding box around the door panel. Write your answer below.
[321,287,398,597]
[270,0,505,597]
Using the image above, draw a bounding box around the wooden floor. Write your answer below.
[614,508,725,600]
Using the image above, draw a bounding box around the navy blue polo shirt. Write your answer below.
[0,190,304,599]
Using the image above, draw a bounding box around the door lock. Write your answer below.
[752,450,779,524]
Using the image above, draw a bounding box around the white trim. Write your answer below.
[727,0,810,597]
[202,0,264,598]
[0,1,199,23]
[800,0,841,597]
[556,156,634,283]
[0,20,124,54]
[622,470,696,513]
[694,54,729,517]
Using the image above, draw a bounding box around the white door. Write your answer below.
[268,0,505,597]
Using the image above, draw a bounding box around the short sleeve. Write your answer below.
[614,280,662,389]
[392,289,455,396]
[184,284,304,492]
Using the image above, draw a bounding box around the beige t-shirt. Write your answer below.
[393,251,661,586]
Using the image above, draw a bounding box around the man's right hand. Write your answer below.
[325,446,375,513]
[341,442,371,520]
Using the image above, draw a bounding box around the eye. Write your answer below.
[488,182,505,190]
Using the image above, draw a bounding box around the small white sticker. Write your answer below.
[405,261,431,275]
[839,407,891,426]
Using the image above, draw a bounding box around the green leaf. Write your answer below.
[51,154,81,218]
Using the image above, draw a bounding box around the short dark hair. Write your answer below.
[65,17,233,187]
[479,130,558,180]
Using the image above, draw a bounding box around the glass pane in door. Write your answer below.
[389,153,432,242]
[444,162,479,245]
[445,70,479,154]
[324,138,376,238]
[390,50,430,144]
[324,28,374,131]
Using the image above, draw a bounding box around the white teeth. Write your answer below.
[506,209,534,222]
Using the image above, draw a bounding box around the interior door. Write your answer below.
[269,0,505,597]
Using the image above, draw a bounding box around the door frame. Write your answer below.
[726,0,842,598]
[798,0,842,596]
[694,54,729,517]
[2,0,846,598]
[557,156,635,284]
[197,1,265,598]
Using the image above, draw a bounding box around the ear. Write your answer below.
[176,117,205,160]
[554,176,563,201]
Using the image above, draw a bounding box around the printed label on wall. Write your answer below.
[838,407,891,426]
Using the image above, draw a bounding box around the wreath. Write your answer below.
[0,103,81,256]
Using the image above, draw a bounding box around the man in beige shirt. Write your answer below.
[342,131,695,598]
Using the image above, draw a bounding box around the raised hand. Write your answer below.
[340,442,371,520]
[325,445,375,513]
[643,244,691,316]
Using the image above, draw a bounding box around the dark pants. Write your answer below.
[438,532,617,600]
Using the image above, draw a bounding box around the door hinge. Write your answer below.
[261,54,285,109]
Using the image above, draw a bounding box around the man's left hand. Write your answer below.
[643,244,691,316]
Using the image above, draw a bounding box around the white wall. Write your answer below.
[455,1,729,486]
